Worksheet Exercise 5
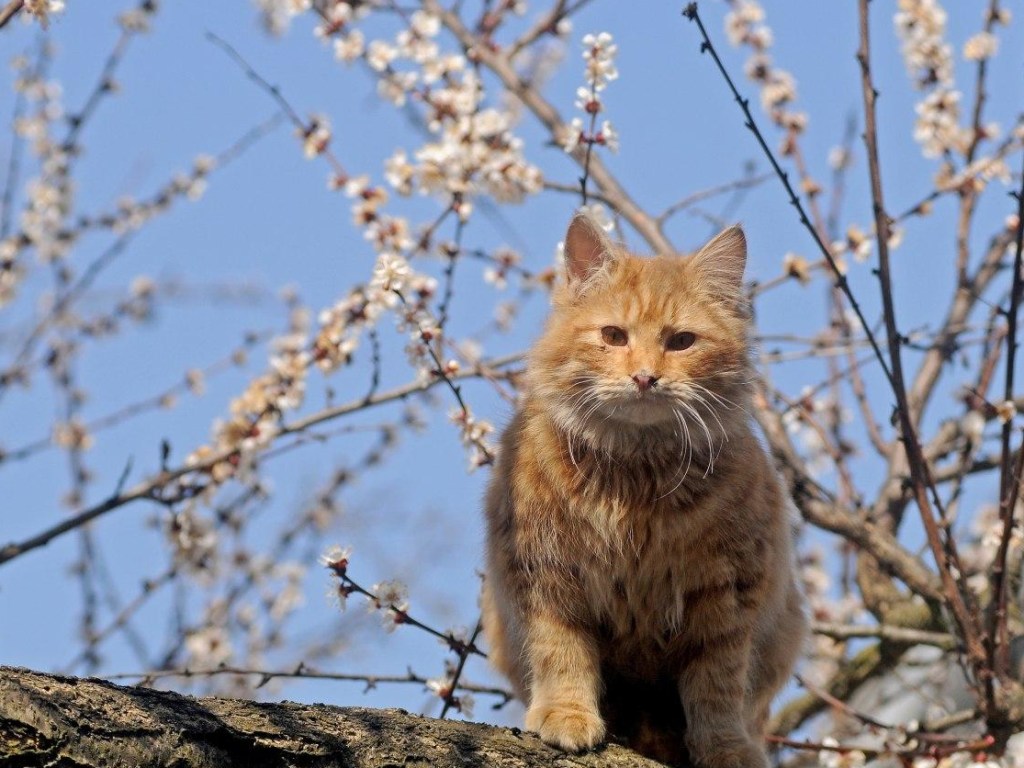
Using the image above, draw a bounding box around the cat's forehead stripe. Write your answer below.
[609,256,694,323]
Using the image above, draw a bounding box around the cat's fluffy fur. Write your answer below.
[482,214,806,768]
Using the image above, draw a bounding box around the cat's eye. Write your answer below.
[666,331,696,351]
[601,326,628,346]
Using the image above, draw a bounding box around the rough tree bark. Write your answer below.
[0,666,665,768]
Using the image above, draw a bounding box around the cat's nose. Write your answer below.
[632,373,658,392]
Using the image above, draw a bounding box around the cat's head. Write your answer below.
[529,212,752,454]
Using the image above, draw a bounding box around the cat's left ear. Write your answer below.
[563,213,617,286]
[689,224,747,301]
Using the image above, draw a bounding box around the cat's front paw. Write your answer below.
[692,739,769,768]
[526,702,606,752]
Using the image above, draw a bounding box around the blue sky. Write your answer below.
[0,0,1020,725]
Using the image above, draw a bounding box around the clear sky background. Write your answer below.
[0,0,1020,726]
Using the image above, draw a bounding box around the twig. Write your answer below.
[507,0,596,60]
[795,672,894,730]
[680,4,895,391]
[855,0,985,685]
[0,0,24,29]
[436,203,465,331]
[0,232,137,404]
[396,288,494,465]
[991,156,1024,677]
[965,0,1001,164]
[811,621,955,650]
[426,0,673,254]
[105,664,512,704]
[439,617,484,718]
[656,170,771,225]
[0,352,522,567]
[206,32,349,183]
[362,326,382,404]
[62,568,178,674]
[0,41,32,239]
[2,330,270,466]
[63,15,141,153]
[332,567,486,659]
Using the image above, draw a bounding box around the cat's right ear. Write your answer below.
[689,224,747,301]
[564,213,616,286]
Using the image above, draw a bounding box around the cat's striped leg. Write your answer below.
[523,610,605,752]
[678,615,768,768]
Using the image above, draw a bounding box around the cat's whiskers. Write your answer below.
[678,401,717,478]
[686,389,728,441]
[688,381,748,417]
[655,408,694,501]
[553,380,599,440]
[558,386,622,472]
[577,399,610,463]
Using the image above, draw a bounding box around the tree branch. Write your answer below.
[426,0,674,255]
[0,666,662,768]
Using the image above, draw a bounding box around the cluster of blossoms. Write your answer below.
[310,169,419,378]
[90,155,213,236]
[894,1,1008,158]
[313,287,376,374]
[935,152,1014,196]
[781,388,849,480]
[185,623,234,668]
[425,658,475,717]
[482,247,522,291]
[818,739,1015,768]
[560,32,619,155]
[186,305,311,483]
[343,175,413,251]
[233,2,534,475]
[314,1,369,56]
[450,407,495,471]
[410,98,543,204]
[321,546,412,632]
[912,88,963,159]
[961,504,1024,599]
[165,504,220,578]
[962,30,999,62]
[3,12,194,307]
[8,56,73,271]
[894,0,953,89]
[320,545,478,715]
[367,579,411,632]
[311,6,544,204]
[313,253,433,383]
[253,0,345,37]
[23,0,65,28]
[174,530,309,680]
[117,0,160,34]
[724,0,807,140]
[825,221,905,269]
[52,418,94,451]
[799,547,864,687]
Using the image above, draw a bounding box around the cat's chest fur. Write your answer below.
[568,487,729,639]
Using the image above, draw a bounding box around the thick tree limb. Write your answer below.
[0,666,662,768]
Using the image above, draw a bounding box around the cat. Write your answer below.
[481,212,807,768]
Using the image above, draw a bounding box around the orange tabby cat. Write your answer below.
[481,213,806,768]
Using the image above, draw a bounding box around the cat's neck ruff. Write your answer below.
[545,402,731,466]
